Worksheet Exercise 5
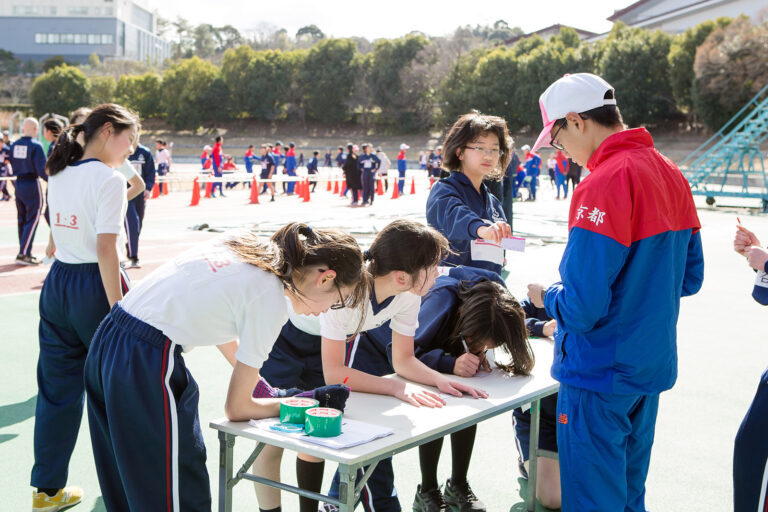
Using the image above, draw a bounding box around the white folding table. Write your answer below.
[211,339,559,511]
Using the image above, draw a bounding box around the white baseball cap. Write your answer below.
[203,145,212,151]
[399,143,410,150]
[532,73,616,153]
[521,144,531,152]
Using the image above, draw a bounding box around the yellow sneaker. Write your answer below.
[32,486,83,511]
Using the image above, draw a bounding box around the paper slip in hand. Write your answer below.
[249,417,394,449]
[501,236,526,252]
[470,239,504,265]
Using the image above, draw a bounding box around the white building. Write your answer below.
[0,0,170,64]
[608,0,767,34]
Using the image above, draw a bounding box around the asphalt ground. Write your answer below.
[1,164,766,511]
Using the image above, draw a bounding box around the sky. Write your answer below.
[152,0,634,40]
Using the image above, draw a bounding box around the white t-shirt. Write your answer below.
[48,158,127,264]
[547,158,556,170]
[116,159,138,180]
[156,148,170,166]
[120,235,289,369]
[287,289,420,340]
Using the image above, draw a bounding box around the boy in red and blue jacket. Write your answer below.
[527,73,704,512]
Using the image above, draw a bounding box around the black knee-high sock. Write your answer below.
[450,425,477,485]
[419,437,444,491]
[296,458,325,512]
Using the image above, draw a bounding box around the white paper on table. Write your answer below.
[470,239,504,265]
[248,417,394,449]
[501,236,526,252]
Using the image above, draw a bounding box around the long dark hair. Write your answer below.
[225,222,368,312]
[366,220,449,288]
[449,279,534,375]
[43,119,64,140]
[47,103,140,176]
[442,110,513,181]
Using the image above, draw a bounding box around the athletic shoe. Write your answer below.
[32,486,83,511]
[319,503,339,512]
[16,254,41,266]
[443,479,485,512]
[518,457,528,480]
[127,258,141,269]
[413,484,446,512]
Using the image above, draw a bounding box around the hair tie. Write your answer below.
[363,249,372,261]
[305,225,313,234]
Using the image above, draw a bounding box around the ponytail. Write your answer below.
[47,103,140,177]
[225,222,369,311]
[46,125,84,176]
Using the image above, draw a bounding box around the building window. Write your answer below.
[47,33,60,44]
[67,7,89,15]
[60,33,74,44]
[73,34,87,44]
[35,33,46,44]
[102,34,114,44]
[88,34,100,44]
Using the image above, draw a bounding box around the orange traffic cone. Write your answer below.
[204,180,212,198]
[189,177,200,206]
[162,181,169,195]
[294,179,302,198]
[326,178,331,192]
[410,177,416,195]
[339,179,346,197]
[377,177,383,195]
[429,177,435,189]
[250,178,259,204]
[151,182,160,198]
[391,179,400,199]
[303,178,311,202]
[333,179,339,194]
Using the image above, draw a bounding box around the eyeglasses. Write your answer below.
[330,283,346,310]
[549,119,567,151]
[463,146,501,157]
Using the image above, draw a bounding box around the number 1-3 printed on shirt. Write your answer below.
[202,252,231,273]
[54,212,79,230]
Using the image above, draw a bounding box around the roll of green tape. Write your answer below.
[280,398,319,425]
[304,407,342,437]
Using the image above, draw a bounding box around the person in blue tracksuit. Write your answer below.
[501,149,519,230]
[526,73,704,511]
[126,143,156,268]
[83,223,365,512]
[324,150,332,168]
[285,142,297,195]
[732,224,768,512]
[388,265,532,512]
[307,151,319,192]
[358,143,380,206]
[10,117,48,265]
[260,144,277,201]
[211,136,224,197]
[0,133,12,201]
[521,145,541,201]
[31,104,136,512]
[426,112,513,276]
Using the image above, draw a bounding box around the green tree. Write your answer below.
[668,17,732,113]
[301,38,357,123]
[0,49,21,74]
[296,25,325,42]
[220,46,288,121]
[598,23,676,126]
[369,34,433,130]
[692,17,768,130]
[29,65,91,117]
[42,55,67,72]
[115,73,163,118]
[161,56,220,128]
[89,75,116,104]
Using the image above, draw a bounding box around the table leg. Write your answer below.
[218,431,235,512]
[526,399,541,512]
[338,464,357,512]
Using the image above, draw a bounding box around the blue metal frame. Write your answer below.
[682,84,768,208]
